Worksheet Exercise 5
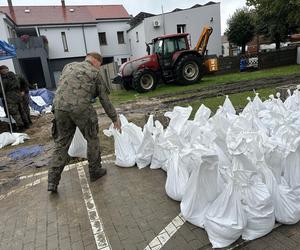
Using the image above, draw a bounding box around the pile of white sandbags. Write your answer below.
[103,88,300,248]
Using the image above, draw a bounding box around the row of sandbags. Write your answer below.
[73,88,300,248]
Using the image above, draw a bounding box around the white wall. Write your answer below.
[222,42,230,56]
[127,22,147,60]
[96,20,131,64]
[0,13,15,72]
[128,3,222,59]
[39,25,100,59]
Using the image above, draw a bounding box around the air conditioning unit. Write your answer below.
[153,20,160,27]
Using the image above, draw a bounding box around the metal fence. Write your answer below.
[217,46,298,75]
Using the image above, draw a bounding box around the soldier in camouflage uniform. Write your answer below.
[48,52,121,193]
[0,65,24,131]
[18,74,32,128]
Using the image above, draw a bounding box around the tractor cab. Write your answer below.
[151,33,190,69]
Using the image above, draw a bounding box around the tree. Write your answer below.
[247,0,300,49]
[225,8,255,54]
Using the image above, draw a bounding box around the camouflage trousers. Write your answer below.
[20,94,32,127]
[7,102,24,129]
[48,108,102,186]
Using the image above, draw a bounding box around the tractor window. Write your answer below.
[164,38,176,56]
[153,40,163,54]
[178,37,188,51]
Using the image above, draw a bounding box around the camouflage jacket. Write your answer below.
[0,71,21,104]
[54,60,117,122]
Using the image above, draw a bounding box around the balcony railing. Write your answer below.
[9,36,48,52]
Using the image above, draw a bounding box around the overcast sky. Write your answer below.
[4,0,247,34]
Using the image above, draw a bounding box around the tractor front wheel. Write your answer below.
[175,54,203,85]
[133,69,157,93]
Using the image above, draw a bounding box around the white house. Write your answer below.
[0,11,16,72]
[0,1,131,88]
[127,2,222,60]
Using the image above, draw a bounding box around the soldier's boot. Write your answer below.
[90,168,107,182]
[48,183,58,193]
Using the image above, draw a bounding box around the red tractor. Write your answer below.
[114,26,214,93]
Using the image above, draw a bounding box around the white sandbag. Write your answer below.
[223,95,236,115]
[193,104,211,125]
[235,170,275,241]
[0,132,29,149]
[252,93,266,112]
[103,115,136,167]
[284,141,300,189]
[150,121,170,171]
[165,147,191,201]
[0,132,18,149]
[68,127,87,158]
[136,126,154,169]
[259,164,300,224]
[122,123,143,152]
[164,106,192,146]
[204,180,246,248]
[181,153,219,228]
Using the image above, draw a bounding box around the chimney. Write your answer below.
[7,0,16,21]
[61,0,66,8]
[7,0,13,7]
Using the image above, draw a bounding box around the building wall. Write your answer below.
[128,3,222,59]
[96,20,131,65]
[38,25,100,59]
[127,21,147,60]
[0,13,15,72]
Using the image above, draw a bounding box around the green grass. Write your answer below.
[109,64,300,106]
[178,87,276,118]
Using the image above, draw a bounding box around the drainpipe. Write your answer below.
[161,5,166,35]
[82,25,87,54]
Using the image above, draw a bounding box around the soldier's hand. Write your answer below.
[113,118,121,132]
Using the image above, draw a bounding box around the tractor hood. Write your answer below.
[119,54,158,77]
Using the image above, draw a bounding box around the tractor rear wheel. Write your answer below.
[175,54,203,85]
[133,69,157,93]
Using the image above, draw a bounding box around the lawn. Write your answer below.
[109,64,300,106]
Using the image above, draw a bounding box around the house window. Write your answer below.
[121,58,127,64]
[98,32,107,45]
[136,32,139,42]
[177,24,186,33]
[117,31,125,44]
[61,32,68,52]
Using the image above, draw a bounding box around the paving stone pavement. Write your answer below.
[1,158,300,250]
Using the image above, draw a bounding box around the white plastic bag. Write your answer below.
[165,147,190,201]
[0,132,29,149]
[103,115,136,167]
[205,180,246,248]
[68,127,87,158]
[181,153,219,228]
[193,104,211,125]
[235,170,275,241]
[136,126,154,169]
[223,95,236,115]
[259,164,300,224]
[150,121,169,170]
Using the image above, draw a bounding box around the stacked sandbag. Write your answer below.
[102,88,300,248]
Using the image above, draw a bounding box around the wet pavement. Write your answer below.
[1,155,300,250]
